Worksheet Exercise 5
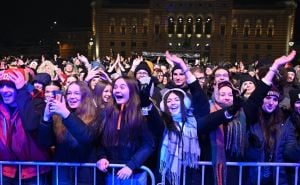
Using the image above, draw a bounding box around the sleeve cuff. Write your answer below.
[261,78,272,86]
[186,75,197,84]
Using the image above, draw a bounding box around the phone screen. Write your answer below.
[53,90,63,102]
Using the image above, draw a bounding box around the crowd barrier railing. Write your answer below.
[0,161,155,185]
[159,161,300,185]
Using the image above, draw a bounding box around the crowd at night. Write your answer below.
[0,49,299,185]
[0,0,300,184]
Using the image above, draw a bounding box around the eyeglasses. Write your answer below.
[136,71,149,75]
[215,73,229,78]
[197,77,205,80]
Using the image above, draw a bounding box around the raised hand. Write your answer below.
[48,96,70,119]
[165,50,185,68]
[10,69,26,89]
[272,50,296,69]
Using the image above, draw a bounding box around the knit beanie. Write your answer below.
[239,74,256,86]
[286,67,296,74]
[134,62,151,76]
[0,68,26,88]
[266,85,281,100]
[33,73,51,87]
[289,89,300,110]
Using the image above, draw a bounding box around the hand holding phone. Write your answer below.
[53,90,63,102]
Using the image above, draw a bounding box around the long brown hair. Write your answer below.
[93,80,112,108]
[258,105,284,156]
[101,76,145,146]
[54,81,97,141]
[162,90,188,136]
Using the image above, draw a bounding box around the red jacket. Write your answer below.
[0,89,51,179]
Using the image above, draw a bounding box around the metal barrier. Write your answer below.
[160,161,300,185]
[0,161,155,185]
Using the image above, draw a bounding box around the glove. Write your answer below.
[138,77,154,107]
[227,89,246,116]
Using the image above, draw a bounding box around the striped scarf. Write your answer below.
[209,101,246,185]
[160,114,200,185]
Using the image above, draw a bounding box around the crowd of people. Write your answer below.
[0,50,299,185]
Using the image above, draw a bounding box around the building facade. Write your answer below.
[92,0,297,64]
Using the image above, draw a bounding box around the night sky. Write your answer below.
[0,0,299,46]
[0,0,92,45]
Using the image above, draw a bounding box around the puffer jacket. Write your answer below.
[0,87,51,179]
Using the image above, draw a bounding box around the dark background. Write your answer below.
[0,0,299,45]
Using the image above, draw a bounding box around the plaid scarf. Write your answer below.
[160,114,200,185]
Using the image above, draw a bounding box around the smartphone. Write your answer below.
[53,90,63,102]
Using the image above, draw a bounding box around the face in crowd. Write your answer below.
[102,84,112,103]
[44,84,60,103]
[241,81,256,96]
[172,69,186,86]
[193,71,206,88]
[287,71,295,83]
[217,86,233,107]
[214,68,229,85]
[66,83,82,109]
[135,69,149,80]
[65,75,78,88]
[113,78,130,105]
[166,92,182,115]
[90,76,100,90]
[34,82,44,91]
[262,95,279,113]
[0,84,17,106]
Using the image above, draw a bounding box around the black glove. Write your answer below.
[227,89,246,116]
[138,77,153,107]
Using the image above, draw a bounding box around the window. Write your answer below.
[177,16,184,34]
[109,18,116,34]
[255,20,262,37]
[154,24,159,35]
[143,18,149,35]
[220,17,226,36]
[131,42,136,48]
[120,18,126,35]
[132,18,137,35]
[205,17,212,35]
[186,16,193,35]
[142,41,148,48]
[267,44,272,50]
[121,42,126,47]
[243,19,250,37]
[267,19,274,37]
[195,17,203,35]
[232,19,238,37]
[154,16,160,36]
[168,17,175,34]
[204,43,210,50]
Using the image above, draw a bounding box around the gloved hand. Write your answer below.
[227,89,246,116]
[138,77,154,107]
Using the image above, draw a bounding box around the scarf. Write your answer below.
[209,100,246,185]
[160,114,200,185]
[210,101,227,185]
